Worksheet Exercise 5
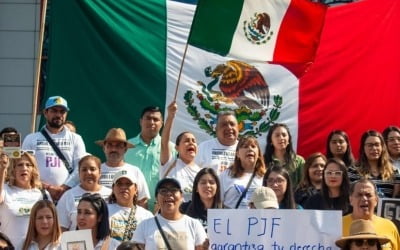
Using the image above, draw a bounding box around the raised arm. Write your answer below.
[160,101,177,165]
[0,153,10,204]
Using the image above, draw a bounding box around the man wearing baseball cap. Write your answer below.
[96,128,150,208]
[22,96,87,200]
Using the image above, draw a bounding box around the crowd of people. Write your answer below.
[0,95,399,249]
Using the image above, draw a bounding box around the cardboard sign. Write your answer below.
[208,209,342,250]
[2,133,21,158]
[377,198,400,232]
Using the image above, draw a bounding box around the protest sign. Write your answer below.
[377,198,400,232]
[208,209,341,250]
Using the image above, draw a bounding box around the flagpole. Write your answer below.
[31,0,48,132]
[173,42,190,102]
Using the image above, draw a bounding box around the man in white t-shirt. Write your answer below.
[22,96,86,200]
[195,111,239,175]
[96,128,150,208]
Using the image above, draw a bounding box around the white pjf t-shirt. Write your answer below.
[56,185,111,230]
[220,169,263,209]
[99,163,150,201]
[22,126,87,187]
[0,185,49,249]
[160,157,201,201]
[108,203,153,242]
[195,138,237,175]
[133,214,207,250]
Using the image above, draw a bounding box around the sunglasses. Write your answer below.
[352,239,378,247]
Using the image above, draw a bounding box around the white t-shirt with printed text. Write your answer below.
[195,138,237,175]
[22,127,86,187]
[56,185,111,230]
[0,185,50,249]
[99,163,150,201]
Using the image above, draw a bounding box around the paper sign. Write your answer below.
[208,209,341,250]
[2,133,21,158]
[377,198,400,232]
[61,229,94,250]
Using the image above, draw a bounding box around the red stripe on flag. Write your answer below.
[297,0,400,159]
[273,0,326,64]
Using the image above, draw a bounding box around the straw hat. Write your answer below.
[95,128,134,148]
[250,186,279,209]
[335,219,390,248]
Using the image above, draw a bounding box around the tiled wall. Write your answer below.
[0,0,41,137]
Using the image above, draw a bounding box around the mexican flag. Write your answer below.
[45,0,400,159]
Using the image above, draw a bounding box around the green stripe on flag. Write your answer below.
[188,0,244,56]
[46,0,167,158]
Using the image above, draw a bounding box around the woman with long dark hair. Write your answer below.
[264,123,304,187]
[181,168,222,229]
[294,152,327,207]
[305,158,351,215]
[264,165,301,209]
[76,193,120,249]
[355,130,399,197]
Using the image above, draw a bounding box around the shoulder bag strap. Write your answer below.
[40,129,73,174]
[154,216,172,250]
[235,170,257,209]
[122,205,137,241]
[162,159,177,178]
[100,236,111,250]
[40,188,48,200]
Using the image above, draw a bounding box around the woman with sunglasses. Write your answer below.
[76,193,120,249]
[22,200,61,250]
[336,219,389,250]
[304,158,351,215]
[133,178,207,249]
[0,152,50,249]
[56,155,111,231]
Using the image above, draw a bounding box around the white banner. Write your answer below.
[208,209,341,250]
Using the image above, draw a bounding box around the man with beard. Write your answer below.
[96,128,150,208]
[22,96,86,200]
[195,111,239,175]
[343,178,399,249]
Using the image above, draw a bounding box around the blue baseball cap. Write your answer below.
[45,96,69,111]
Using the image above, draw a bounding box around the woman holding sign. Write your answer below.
[0,152,50,249]
[220,136,266,209]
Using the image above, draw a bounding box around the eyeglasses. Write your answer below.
[352,239,378,247]
[19,150,35,156]
[266,178,286,185]
[387,137,400,143]
[158,187,180,195]
[325,170,343,177]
